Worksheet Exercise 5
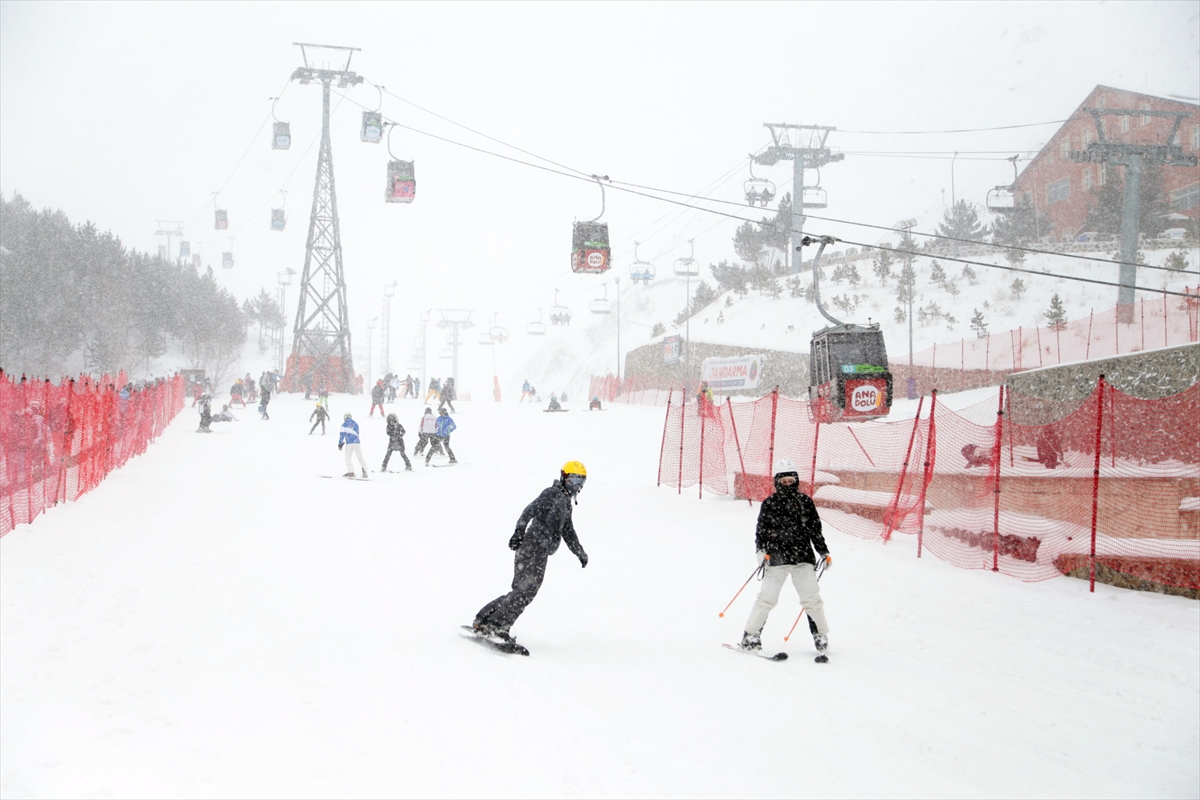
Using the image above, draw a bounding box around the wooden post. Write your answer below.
[767,386,779,472]
[726,398,752,507]
[656,389,672,487]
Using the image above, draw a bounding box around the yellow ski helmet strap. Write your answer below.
[561,460,587,477]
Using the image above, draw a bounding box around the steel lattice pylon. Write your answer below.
[282,43,364,394]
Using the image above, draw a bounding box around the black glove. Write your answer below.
[579,552,588,568]
[508,530,523,551]
[338,443,343,451]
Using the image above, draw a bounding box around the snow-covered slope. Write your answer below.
[1,394,1197,798]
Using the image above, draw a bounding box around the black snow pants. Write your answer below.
[424,435,455,464]
[382,440,412,470]
[474,544,549,631]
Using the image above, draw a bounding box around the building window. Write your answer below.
[1193,125,1200,151]
[1047,177,1070,205]
[1060,138,1070,158]
[1082,128,1092,147]
[1120,115,1130,134]
[1099,163,1107,185]
[1141,104,1151,126]
[1171,182,1200,212]
[1083,169,1092,192]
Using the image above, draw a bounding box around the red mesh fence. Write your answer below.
[1,370,185,536]
[658,380,1200,591]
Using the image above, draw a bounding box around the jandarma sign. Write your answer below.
[701,355,764,390]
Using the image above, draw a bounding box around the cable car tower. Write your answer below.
[282,42,364,394]
[753,123,843,271]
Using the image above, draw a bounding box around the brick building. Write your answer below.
[1012,85,1200,242]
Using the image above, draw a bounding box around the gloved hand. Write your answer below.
[821,554,833,571]
[508,531,523,551]
[756,550,768,565]
[579,552,588,568]
[338,443,343,451]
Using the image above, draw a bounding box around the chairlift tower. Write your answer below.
[1069,107,1197,321]
[283,42,365,393]
[154,220,184,263]
[436,309,475,387]
[753,123,844,272]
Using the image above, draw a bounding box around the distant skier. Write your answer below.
[197,395,213,432]
[738,459,832,661]
[413,407,437,456]
[309,401,329,435]
[425,377,441,404]
[382,413,412,472]
[439,377,457,413]
[230,379,246,408]
[338,412,369,478]
[259,385,271,420]
[214,404,236,422]
[589,395,602,411]
[370,380,386,417]
[425,408,457,465]
[472,461,589,645]
[520,379,533,402]
[546,395,563,412]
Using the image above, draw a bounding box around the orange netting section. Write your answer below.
[1,370,185,536]
[657,380,1200,591]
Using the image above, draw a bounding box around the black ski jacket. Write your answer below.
[755,481,829,566]
[513,480,586,559]
[385,418,406,445]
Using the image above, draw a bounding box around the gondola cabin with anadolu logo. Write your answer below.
[799,234,892,421]
[571,175,611,275]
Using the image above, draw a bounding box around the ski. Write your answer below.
[430,462,460,468]
[320,475,371,481]
[460,625,529,656]
[722,644,788,661]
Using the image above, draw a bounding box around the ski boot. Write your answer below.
[813,633,829,663]
[739,632,762,652]
[342,472,355,477]
[361,468,369,478]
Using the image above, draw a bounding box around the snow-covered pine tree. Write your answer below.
[1044,293,1068,331]
[1010,277,1027,299]
[929,260,947,287]
[938,199,989,242]
[970,308,988,338]
[871,248,894,286]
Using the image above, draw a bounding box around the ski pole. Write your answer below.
[718,555,769,617]
[783,559,828,641]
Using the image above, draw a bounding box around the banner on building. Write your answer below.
[662,335,681,366]
[701,354,764,390]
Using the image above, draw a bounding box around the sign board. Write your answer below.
[701,354,764,391]
[179,241,190,259]
[842,377,889,418]
[662,335,681,366]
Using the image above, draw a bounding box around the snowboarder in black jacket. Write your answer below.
[382,413,412,471]
[472,461,589,643]
[739,459,833,659]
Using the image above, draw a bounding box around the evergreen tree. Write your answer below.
[961,264,978,285]
[787,275,805,298]
[1165,248,1190,271]
[846,263,862,288]
[830,263,849,285]
[929,260,947,287]
[896,262,917,306]
[938,199,988,242]
[1044,293,1068,331]
[1010,277,1027,299]
[871,249,894,285]
[1083,163,1169,238]
[651,322,666,337]
[970,308,988,338]
[992,196,1050,246]
[710,260,749,294]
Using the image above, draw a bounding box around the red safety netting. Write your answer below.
[658,380,1200,591]
[1,370,185,536]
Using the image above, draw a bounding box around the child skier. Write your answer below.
[338,412,369,478]
[472,461,590,647]
[309,401,329,435]
[382,413,412,471]
[739,459,833,661]
[424,407,457,465]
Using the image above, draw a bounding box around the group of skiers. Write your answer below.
[334,405,458,476]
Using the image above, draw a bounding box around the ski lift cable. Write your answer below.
[837,118,1074,135]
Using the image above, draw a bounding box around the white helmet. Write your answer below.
[773,459,798,477]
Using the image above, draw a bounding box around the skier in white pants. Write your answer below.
[338,412,369,478]
[741,459,832,658]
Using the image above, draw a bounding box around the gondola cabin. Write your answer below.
[386,160,416,203]
[222,252,234,270]
[272,121,291,150]
[809,323,892,421]
[361,111,383,143]
[571,221,610,274]
[270,209,286,231]
[214,209,228,230]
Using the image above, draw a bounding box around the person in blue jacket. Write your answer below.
[338,412,369,478]
[425,407,457,465]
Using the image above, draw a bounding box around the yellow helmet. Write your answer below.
[561,460,587,477]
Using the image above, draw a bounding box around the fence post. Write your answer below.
[656,390,672,487]
[768,386,779,471]
[1163,292,1169,348]
[991,385,1005,572]
[916,389,938,558]
[808,408,822,498]
[1109,379,1117,469]
[883,395,924,542]
[698,404,705,500]
[726,398,752,507]
[1035,326,1043,368]
[677,386,686,495]
[1114,306,1119,356]
[1089,375,1106,593]
[1086,309,1093,360]
[1140,297,1145,351]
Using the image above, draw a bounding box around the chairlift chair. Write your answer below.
[628,240,656,284]
[801,187,828,209]
[672,240,700,277]
[589,283,612,315]
[744,156,776,207]
[489,313,509,342]
[987,156,1021,214]
[527,309,547,336]
[549,290,572,327]
[361,111,383,144]
[272,121,292,150]
[478,333,495,346]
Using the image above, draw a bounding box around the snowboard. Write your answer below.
[543,409,570,413]
[722,644,788,661]
[321,475,371,481]
[460,625,529,656]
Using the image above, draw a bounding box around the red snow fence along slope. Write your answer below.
[657,380,1200,593]
[1,371,185,535]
